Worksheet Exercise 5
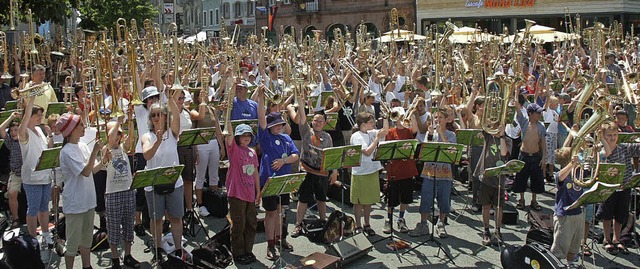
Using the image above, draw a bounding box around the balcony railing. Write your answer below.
[304,0,319,13]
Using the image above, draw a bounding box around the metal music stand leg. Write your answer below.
[273,195,290,269]
[372,170,402,263]
[184,204,210,240]
[402,175,455,265]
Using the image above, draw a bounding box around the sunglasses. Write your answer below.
[151,112,164,118]
[178,97,186,101]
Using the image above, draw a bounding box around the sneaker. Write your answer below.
[42,232,54,247]
[482,231,492,246]
[471,204,481,213]
[408,222,429,237]
[234,255,252,265]
[198,206,210,217]
[246,252,257,263]
[291,224,303,238]
[397,219,409,233]
[134,224,145,236]
[436,222,448,238]
[266,245,279,261]
[363,225,376,236]
[110,258,122,269]
[279,239,294,252]
[383,220,392,234]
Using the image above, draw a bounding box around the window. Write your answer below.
[234,2,242,18]
[223,3,230,19]
[210,10,213,26]
[247,1,255,16]
[203,11,207,26]
[215,9,220,25]
[283,0,291,4]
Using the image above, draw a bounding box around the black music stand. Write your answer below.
[482,159,525,248]
[454,129,484,219]
[177,127,216,237]
[131,165,184,266]
[261,173,306,269]
[372,139,420,261]
[402,142,463,266]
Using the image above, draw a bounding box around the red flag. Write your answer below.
[268,5,278,31]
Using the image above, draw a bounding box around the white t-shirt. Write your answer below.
[393,75,407,102]
[106,146,133,194]
[350,130,384,175]
[60,142,97,214]
[20,127,51,185]
[143,130,183,191]
[368,78,383,103]
[543,108,559,134]
[134,105,150,154]
[414,111,430,142]
[179,109,192,134]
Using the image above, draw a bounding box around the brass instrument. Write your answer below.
[572,74,595,125]
[62,76,74,111]
[482,73,515,135]
[127,20,143,106]
[9,0,16,31]
[569,105,608,188]
[10,82,52,100]
[115,18,127,57]
[98,40,124,118]
[263,83,282,104]
[169,23,184,91]
[620,69,638,104]
[0,31,13,79]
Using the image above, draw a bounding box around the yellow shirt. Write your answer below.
[28,81,58,123]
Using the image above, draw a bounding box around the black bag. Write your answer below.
[2,231,45,269]
[192,225,233,268]
[91,229,109,251]
[155,183,176,195]
[501,243,563,269]
[302,218,326,243]
[202,189,228,218]
[321,211,355,244]
[526,211,553,248]
[0,218,7,236]
[327,184,352,206]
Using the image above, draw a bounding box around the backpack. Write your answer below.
[321,210,355,244]
[191,224,233,268]
[2,231,45,269]
[526,211,554,248]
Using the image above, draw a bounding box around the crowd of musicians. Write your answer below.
[1,18,640,269]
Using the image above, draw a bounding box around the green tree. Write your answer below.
[0,0,80,25]
[77,0,159,30]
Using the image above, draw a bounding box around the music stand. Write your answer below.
[371,139,419,261]
[482,159,525,248]
[34,147,62,264]
[455,129,484,218]
[402,142,463,265]
[261,173,306,269]
[131,165,184,267]
[177,127,216,237]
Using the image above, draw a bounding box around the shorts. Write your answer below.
[513,153,545,194]
[105,190,136,245]
[23,183,51,216]
[145,185,185,219]
[65,209,95,256]
[7,172,22,193]
[385,178,413,208]
[478,182,505,207]
[93,170,107,212]
[350,172,381,205]
[262,194,290,212]
[596,189,631,223]
[584,204,595,222]
[298,173,329,204]
[178,146,196,182]
[419,178,452,214]
[133,153,147,212]
[551,212,585,259]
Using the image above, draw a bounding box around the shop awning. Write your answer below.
[184,31,207,44]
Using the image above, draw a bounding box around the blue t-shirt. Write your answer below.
[258,126,299,186]
[230,97,258,120]
[554,173,583,216]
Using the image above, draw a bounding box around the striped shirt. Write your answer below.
[603,143,640,184]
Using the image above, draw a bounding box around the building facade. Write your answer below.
[254,0,415,43]
[416,0,640,35]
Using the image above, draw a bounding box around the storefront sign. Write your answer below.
[466,0,535,8]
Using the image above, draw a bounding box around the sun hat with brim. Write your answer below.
[526,103,544,114]
[56,113,81,138]
[266,112,286,129]
[234,124,254,137]
[141,86,160,102]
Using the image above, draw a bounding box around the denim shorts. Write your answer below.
[419,178,452,214]
[23,183,51,216]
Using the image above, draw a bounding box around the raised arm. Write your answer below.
[169,88,181,138]
[18,95,35,143]
[0,111,19,139]
[257,85,267,129]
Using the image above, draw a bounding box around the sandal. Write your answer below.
[363,225,376,236]
[614,242,629,255]
[516,200,525,210]
[529,201,542,211]
[604,242,618,255]
[581,244,592,257]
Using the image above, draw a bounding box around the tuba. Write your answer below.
[572,74,595,125]
[570,105,608,188]
[0,31,13,79]
[481,73,514,135]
